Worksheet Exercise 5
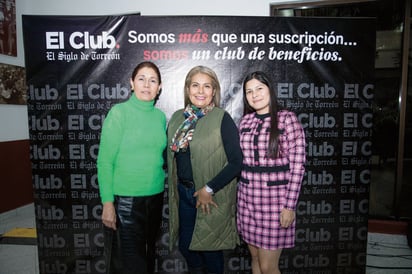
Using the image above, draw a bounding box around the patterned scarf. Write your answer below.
[170,103,215,152]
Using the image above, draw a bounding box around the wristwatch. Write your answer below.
[205,185,214,195]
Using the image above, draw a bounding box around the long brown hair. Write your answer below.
[242,71,281,158]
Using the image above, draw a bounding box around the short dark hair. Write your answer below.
[131,61,162,84]
[131,61,162,103]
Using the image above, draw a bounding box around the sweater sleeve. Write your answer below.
[207,112,242,193]
[284,112,306,210]
[97,106,123,203]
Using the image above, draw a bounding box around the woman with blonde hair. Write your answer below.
[167,66,242,274]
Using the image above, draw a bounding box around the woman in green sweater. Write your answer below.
[97,61,166,274]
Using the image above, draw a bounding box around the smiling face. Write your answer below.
[187,73,215,108]
[244,78,270,115]
[130,67,161,102]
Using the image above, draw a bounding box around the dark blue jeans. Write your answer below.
[178,183,224,274]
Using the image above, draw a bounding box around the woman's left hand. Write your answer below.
[194,187,218,214]
[280,208,295,228]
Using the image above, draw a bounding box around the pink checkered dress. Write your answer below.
[237,110,306,250]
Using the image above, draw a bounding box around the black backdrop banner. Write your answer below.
[23,14,375,274]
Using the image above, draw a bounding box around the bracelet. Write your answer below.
[205,185,214,195]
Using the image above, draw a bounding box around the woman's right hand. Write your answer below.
[194,187,218,214]
[102,202,117,230]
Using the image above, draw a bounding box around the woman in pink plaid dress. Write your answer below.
[237,71,306,274]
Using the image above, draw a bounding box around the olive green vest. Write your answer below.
[167,107,239,251]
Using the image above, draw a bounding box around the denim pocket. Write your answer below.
[177,183,196,207]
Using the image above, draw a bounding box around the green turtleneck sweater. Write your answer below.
[97,95,167,203]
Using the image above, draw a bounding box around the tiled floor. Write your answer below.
[0,203,38,274]
[367,233,412,273]
[1,203,412,274]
